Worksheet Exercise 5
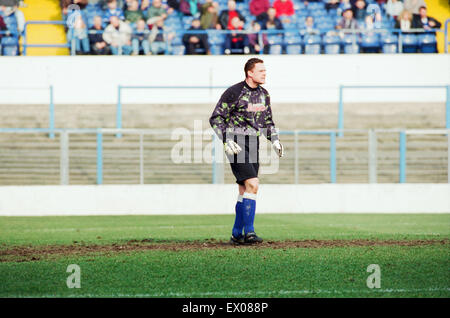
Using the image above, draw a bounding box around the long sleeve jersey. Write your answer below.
[209,81,279,143]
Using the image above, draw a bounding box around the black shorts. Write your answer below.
[227,135,260,186]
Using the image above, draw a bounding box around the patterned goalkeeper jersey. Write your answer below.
[209,81,279,143]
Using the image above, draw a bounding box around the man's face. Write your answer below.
[137,19,146,30]
[110,16,119,27]
[344,10,353,19]
[228,0,236,11]
[267,8,276,19]
[192,19,200,28]
[248,63,266,85]
[306,16,314,27]
[153,0,161,8]
[355,0,365,9]
[108,0,117,10]
[94,16,102,28]
[419,7,427,18]
[129,0,138,10]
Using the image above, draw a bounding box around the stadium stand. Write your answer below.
[1,0,447,56]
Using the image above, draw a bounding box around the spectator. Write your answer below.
[103,0,125,24]
[249,0,270,21]
[412,6,441,31]
[179,0,201,17]
[362,13,381,34]
[217,0,246,30]
[300,15,320,36]
[183,18,210,54]
[89,15,110,55]
[248,21,269,54]
[336,8,359,31]
[200,0,219,30]
[338,0,352,16]
[385,0,404,20]
[167,0,180,11]
[261,7,283,31]
[224,16,249,55]
[325,0,340,13]
[352,0,366,22]
[272,0,294,18]
[403,0,426,17]
[124,0,144,24]
[146,0,172,25]
[394,9,412,32]
[131,18,150,55]
[0,15,6,43]
[149,16,175,54]
[103,15,132,55]
[67,13,90,54]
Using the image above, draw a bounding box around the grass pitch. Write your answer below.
[0,214,449,298]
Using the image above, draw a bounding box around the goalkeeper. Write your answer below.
[209,58,284,245]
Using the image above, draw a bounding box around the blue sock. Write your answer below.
[242,192,256,234]
[232,195,244,238]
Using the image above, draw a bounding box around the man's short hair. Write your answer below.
[245,58,264,78]
[419,5,427,10]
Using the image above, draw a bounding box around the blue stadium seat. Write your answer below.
[182,16,194,29]
[267,34,283,55]
[418,33,437,53]
[207,31,225,55]
[293,1,306,11]
[284,32,302,54]
[308,2,326,10]
[401,33,418,53]
[380,32,398,53]
[172,45,185,55]
[360,33,381,53]
[316,22,335,34]
[310,9,328,18]
[303,34,321,54]
[342,34,360,54]
[323,35,341,54]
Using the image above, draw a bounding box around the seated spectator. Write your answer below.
[336,8,359,32]
[179,0,201,17]
[362,13,381,35]
[403,0,426,18]
[412,6,441,31]
[217,0,246,30]
[146,0,172,25]
[249,0,270,22]
[338,0,352,16]
[103,0,125,24]
[0,4,22,55]
[385,0,404,20]
[300,16,320,36]
[183,18,210,54]
[67,13,90,54]
[394,9,412,32]
[247,21,269,54]
[224,16,249,55]
[103,15,132,55]
[149,16,175,54]
[125,0,144,25]
[0,14,7,42]
[89,15,110,55]
[352,0,367,22]
[200,0,220,30]
[131,18,150,55]
[272,0,294,24]
[261,7,283,31]
[325,0,340,13]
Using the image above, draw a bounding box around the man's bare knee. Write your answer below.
[244,178,259,194]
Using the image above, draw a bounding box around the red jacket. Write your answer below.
[273,0,295,17]
[249,0,270,17]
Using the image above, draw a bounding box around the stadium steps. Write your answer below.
[20,0,68,56]
[0,103,447,185]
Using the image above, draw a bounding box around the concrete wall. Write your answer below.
[0,55,449,104]
[0,184,449,216]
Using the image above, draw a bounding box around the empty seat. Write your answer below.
[401,33,418,53]
[380,32,398,53]
[342,34,360,54]
[172,45,185,55]
[418,33,437,53]
[323,35,341,54]
[284,33,302,54]
[360,33,381,53]
[303,34,321,54]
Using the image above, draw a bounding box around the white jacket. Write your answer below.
[102,20,132,46]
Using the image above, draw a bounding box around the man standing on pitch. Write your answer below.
[209,58,284,245]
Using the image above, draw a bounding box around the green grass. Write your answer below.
[0,214,449,298]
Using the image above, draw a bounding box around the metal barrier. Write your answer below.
[338,85,450,137]
[0,128,448,185]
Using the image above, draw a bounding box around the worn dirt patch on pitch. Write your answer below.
[0,239,448,263]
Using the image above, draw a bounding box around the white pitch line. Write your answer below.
[7,287,450,298]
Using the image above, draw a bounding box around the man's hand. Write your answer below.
[272,140,284,157]
[224,140,242,156]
